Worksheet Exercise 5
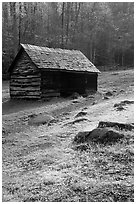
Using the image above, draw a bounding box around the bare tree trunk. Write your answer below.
[90,40,93,61]
[10,2,18,55]
[18,2,22,49]
[93,48,96,64]
[66,3,70,46]
[73,2,81,40]
[122,52,124,66]
[118,50,120,65]
[47,5,50,46]
[61,2,65,48]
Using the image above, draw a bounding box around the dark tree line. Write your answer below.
[2,2,134,75]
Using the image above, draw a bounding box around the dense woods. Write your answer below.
[2,2,134,76]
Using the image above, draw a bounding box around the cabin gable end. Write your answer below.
[11,50,39,75]
[10,50,41,99]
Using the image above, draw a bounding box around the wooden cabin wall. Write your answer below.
[10,51,41,99]
[85,73,98,91]
[41,70,61,98]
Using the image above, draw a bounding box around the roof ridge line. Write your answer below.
[20,43,80,53]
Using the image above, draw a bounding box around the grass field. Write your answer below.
[2,69,134,202]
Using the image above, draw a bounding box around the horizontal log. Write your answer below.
[11,75,41,79]
[10,78,41,83]
[12,70,39,75]
[10,91,41,96]
[11,70,40,74]
[11,95,41,99]
[10,82,40,86]
[10,86,40,91]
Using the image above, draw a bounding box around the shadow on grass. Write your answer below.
[2,98,61,115]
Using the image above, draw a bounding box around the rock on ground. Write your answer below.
[98,121,134,131]
[73,128,124,145]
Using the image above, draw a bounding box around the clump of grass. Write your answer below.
[70,128,134,202]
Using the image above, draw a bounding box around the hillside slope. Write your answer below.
[2,69,134,202]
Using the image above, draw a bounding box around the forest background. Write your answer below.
[2,2,134,78]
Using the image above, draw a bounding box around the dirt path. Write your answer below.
[2,90,134,135]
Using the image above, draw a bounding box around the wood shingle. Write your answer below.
[20,44,100,73]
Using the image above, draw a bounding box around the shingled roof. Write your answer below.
[10,44,100,73]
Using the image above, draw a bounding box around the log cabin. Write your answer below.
[8,44,100,99]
